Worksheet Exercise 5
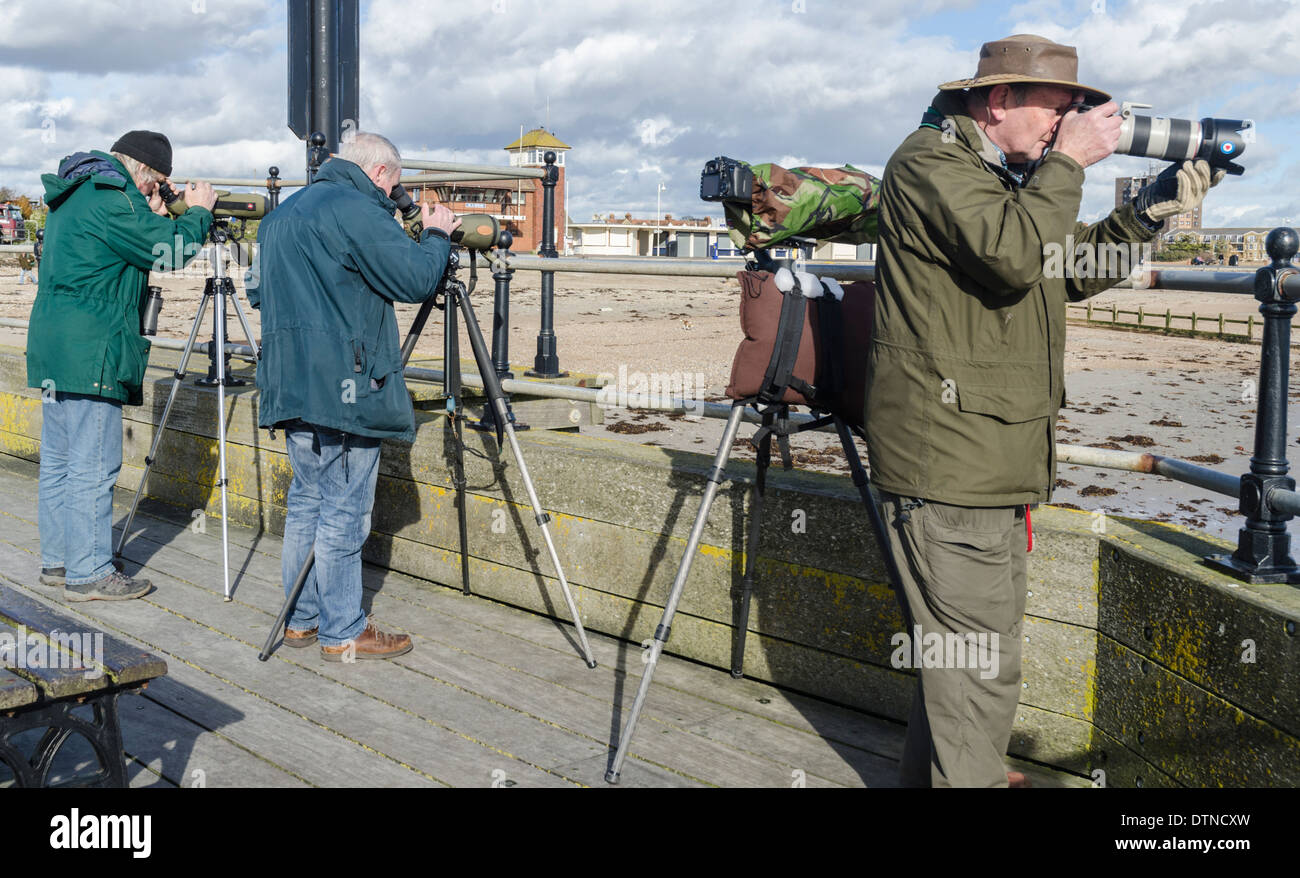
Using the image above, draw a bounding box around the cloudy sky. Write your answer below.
[1,0,1297,228]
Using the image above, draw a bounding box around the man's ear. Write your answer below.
[986,84,1013,123]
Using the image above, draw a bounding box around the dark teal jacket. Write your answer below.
[26,150,212,405]
[246,158,451,442]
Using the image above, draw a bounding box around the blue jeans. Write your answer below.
[281,421,382,646]
[39,392,123,584]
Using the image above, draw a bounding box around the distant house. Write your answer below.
[1164,227,1274,263]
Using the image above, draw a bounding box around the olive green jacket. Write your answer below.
[864,91,1158,507]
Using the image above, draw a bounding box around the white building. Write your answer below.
[567,214,875,260]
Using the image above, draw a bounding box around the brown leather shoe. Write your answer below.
[320,622,412,662]
[1007,771,1033,788]
[283,627,318,648]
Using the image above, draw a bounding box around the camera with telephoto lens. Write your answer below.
[700,157,754,204]
[1073,102,1252,175]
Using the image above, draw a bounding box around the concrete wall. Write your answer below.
[1,344,1296,786]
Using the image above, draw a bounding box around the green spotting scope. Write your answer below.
[389,183,504,249]
[161,183,268,219]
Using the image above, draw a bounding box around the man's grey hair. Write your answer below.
[111,152,165,188]
[338,132,401,176]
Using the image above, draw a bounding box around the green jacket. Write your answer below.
[26,151,212,405]
[864,91,1158,507]
[246,157,451,442]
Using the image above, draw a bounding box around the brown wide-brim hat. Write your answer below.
[939,34,1110,104]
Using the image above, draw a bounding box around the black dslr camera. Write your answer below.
[700,156,754,204]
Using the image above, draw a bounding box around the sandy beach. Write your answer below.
[1,256,1293,542]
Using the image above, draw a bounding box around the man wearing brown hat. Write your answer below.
[865,35,1223,787]
[27,131,216,601]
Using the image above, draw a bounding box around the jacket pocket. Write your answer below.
[955,383,1051,425]
[103,326,150,397]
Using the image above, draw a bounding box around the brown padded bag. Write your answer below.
[724,270,875,427]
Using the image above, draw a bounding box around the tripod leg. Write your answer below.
[833,418,907,595]
[732,408,772,679]
[258,546,314,661]
[452,283,597,668]
[116,289,214,557]
[215,278,232,600]
[444,299,471,596]
[606,403,748,784]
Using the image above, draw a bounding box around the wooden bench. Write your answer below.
[0,584,167,787]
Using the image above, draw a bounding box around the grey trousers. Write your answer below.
[876,491,1029,788]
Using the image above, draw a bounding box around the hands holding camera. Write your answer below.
[1054,100,1123,169]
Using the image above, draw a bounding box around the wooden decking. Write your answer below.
[0,453,1084,788]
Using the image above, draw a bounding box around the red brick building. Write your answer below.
[414,128,569,254]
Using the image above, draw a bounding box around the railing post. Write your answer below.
[267,166,281,210]
[474,232,526,433]
[527,150,567,379]
[1207,227,1300,585]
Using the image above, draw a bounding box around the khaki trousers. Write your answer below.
[876,491,1028,788]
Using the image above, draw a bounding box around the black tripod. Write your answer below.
[604,265,904,783]
[115,220,260,601]
[260,248,598,668]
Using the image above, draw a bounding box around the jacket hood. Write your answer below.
[314,157,397,212]
[43,150,129,211]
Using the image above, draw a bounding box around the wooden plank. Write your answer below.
[0,617,107,700]
[0,583,167,686]
[119,693,309,788]
[126,755,179,788]
[0,666,37,710]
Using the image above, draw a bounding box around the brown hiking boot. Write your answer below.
[283,627,318,648]
[320,621,412,662]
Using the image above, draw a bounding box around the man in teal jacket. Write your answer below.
[27,131,215,601]
[247,131,458,661]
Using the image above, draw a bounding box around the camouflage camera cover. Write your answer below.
[723,163,881,251]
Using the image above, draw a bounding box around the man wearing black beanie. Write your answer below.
[27,131,217,601]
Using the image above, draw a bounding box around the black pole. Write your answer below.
[308,0,339,175]
[528,150,566,378]
[1207,227,1300,585]
[490,238,514,380]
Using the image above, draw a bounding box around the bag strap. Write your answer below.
[758,275,815,405]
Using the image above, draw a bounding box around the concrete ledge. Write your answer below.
[4,343,1298,785]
